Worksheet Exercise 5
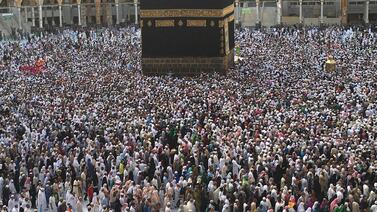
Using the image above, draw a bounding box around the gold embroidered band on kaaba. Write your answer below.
[187,20,207,27]
[143,14,235,28]
[142,54,233,66]
[155,20,175,27]
[219,14,235,27]
[140,4,234,18]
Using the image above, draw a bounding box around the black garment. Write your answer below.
[14,170,20,193]
[2,186,10,206]
[147,158,156,180]
[57,202,67,212]
[86,160,96,182]
[313,176,322,201]
[360,198,368,210]
[20,175,27,191]
[60,165,67,183]
[30,184,37,209]
[110,199,122,212]
[45,185,53,205]
[274,164,283,189]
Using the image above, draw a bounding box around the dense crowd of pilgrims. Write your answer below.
[0,25,377,212]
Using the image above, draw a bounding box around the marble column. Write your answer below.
[15,0,23,29]
[58,0,63,27]
[276,0,282,25]
[134,0,138,24]
[115,0,119,25]
[299,0,303,24]
[105,0,112,25]
[38,5,43,28]
[95,0,101,25]
[77,0,81,26]
[256,0,260,25]
[320,0,324,24]
[38,0,44,28]
[18,7,22,29]
[31,6,35,27]
[51,5,55,26]
[364,0,369,24]
[235,0,240,25]
[340,0,348,25]
[25,7,28,23]
[127,5,130,21]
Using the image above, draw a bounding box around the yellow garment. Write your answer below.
[119,162,124,175]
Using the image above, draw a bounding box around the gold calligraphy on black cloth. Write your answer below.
[140,4,234,29]
[140,4,234,18]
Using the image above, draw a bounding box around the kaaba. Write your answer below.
[140,0,235,76]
